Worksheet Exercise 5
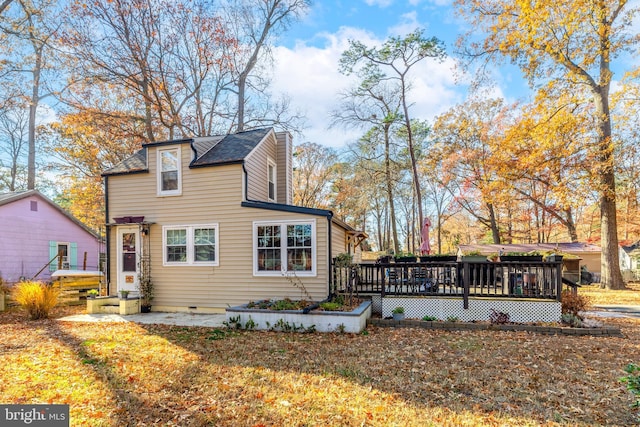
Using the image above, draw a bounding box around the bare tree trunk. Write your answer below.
[564,207,579,242]
[488,203,501,244]
[401,88,423,231]
[384,126,399,254]
[233,0,309,132]
[27,43,42,190]
[595,78,624,289]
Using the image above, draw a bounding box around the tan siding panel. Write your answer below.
[332,222,348,259]
[275,131,292,204]
[245,132,277,201]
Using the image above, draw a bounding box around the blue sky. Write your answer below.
[270,0,531,149]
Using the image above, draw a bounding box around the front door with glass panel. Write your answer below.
[117,227,139,293]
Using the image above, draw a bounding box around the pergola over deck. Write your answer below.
[331,257,566,323]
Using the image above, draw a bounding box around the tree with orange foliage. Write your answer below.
[431,97,517,244]
[455,0,636,289]
[43,111,144,231]
[500,87,594,243]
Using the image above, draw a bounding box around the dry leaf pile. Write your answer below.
[1,304,639,426]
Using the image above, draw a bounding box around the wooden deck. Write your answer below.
[332,259,564,307]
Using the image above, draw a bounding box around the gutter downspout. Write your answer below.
[327,211,333,300]
[104,176,110,295]
[242,163,335,301]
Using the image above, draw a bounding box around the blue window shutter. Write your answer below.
[49,241,57,271]
[70,243,78,270]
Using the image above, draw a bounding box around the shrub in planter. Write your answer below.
[499,252,543,262]
[13,281,59,320]
[392,306,405,320]
[334,253,353,268]
[489,309,510,324]
[138,278,154,312]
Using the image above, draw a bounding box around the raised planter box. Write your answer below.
[226,300,372,333]
[499,255,543,262]
[419,255,457,262]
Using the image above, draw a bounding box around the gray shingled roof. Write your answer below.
[102,148,148,176]
[191,128,272,167]
[102,128,272,176]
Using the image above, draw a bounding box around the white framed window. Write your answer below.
[162,224,218,266]
[157,147,182,196]
[253,220,315,276]
[49,241,77,271]
[267,158,276,202]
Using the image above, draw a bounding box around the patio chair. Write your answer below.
[387,269,404,293]
[412,268,437,293]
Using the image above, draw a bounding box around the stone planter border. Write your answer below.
[226,300,372,333]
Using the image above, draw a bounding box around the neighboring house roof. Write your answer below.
[621,241,640,257]
[459,243,601,255]
[102,128,273,176]
[0,189,99,238]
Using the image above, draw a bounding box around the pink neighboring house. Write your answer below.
[0,190,101,284]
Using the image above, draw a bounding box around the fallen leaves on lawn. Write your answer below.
[0,305,639,426]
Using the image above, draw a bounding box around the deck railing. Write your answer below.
[331,259,564,307]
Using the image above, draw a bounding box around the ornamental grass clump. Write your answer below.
[13,281,59,320]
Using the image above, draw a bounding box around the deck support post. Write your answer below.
[463,262,470,309]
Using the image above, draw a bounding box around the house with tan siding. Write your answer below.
[102,128,364,313]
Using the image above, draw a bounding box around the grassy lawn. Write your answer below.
[579,282,640,306]
[2,290,640,426]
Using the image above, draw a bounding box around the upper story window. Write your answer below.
[158,147,182,196]
[267,158,276,202]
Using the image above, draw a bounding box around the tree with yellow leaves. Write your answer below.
[43,110,144,232]
[500,86,594,243]
[455,0,635,288]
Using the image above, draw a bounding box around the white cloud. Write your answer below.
[387,11,421,36]
[272,26,464,149]
[364,0,394,7]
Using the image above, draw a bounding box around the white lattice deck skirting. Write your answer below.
[378,296,561,323]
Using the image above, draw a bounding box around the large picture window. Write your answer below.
[157,147,181,196]
[163,224,218,266]
[254,220,315,276]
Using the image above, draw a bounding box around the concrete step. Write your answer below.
[99,304,120,314]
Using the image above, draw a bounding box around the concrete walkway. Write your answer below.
[57,305,640,328]
[589,305,640,319]
[59,312,227,327]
